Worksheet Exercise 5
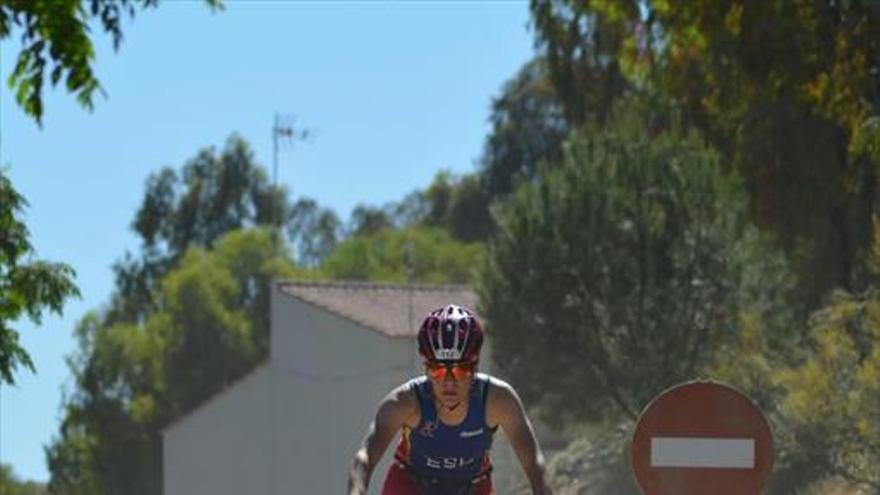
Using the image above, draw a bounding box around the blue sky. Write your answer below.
[0,1,534,481]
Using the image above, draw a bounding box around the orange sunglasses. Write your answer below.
[425,362,475,381]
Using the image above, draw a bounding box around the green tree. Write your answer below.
[647,0,879,305]
[529,1,632,128]
[709,313,820,495]
[375,60,568,245]
[441,173,493,243]
[361,59,568,246]
[412,171,494,243]
[1,0,219,385]
[1,0,221,125]
[538,0,880,308]
[418,172,456,229]
[0,170,79,385]
[480,58,568,201]
[713,248,880,494]
[481,125,761,424]
[347,204,395,237]
[774,285,880,490]
[387,189,431,228]
[47,228,301,495]
[47,133,332,494]
[160,228,302,414]
[420,59,568,243]
[321,226,482,284]
[111,135,288,324]
[287,198,342,268]
[0,463,48,495]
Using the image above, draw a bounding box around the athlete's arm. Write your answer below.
[487,379,553,495]
[347,383,418,495]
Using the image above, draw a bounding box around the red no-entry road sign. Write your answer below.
[630,381,774,495]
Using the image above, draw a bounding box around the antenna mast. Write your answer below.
[272,113,310,187]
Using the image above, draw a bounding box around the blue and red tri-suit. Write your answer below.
[381,373,496,495]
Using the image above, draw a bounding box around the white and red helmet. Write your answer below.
[417,304,484,364]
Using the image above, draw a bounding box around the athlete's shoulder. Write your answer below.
[480,373,515,397]
[378,379,421,427]
[384,379,420,409]
[483,375,524,425]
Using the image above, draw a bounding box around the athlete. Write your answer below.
[347,304,552,495]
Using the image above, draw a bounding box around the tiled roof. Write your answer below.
[278,280,478,337]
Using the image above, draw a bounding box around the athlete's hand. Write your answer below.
[347,448,370,495]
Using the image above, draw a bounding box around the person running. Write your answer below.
[348,304,552,495]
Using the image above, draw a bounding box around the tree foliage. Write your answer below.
[710,229,880,494]
[46,135,331,494]
[375,59,569,245]
[410,172,494,243]
[529,1,632,128]
[354,171,494,243]
[47,228,301,495]
[479,58,569,201]
[775,286,880,490]
[0,463,48,495]
[423,58,569,243]
[0,0,218,392]
[287,198,341,268]
[481,124,762,423]
[321,226,482,285]
[48,216,480,494]
[0,0,221,124]
[346,204,395,238]
[110,135,289,324]
[0,170,80,385]
[532,0,880,307]
[516,11,880,487]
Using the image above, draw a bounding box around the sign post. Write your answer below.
[630,380,773,495]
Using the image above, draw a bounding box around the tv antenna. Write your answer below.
[272,113,312,186]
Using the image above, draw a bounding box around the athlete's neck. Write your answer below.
[435,398,468,425]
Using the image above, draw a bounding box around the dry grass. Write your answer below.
[811,477,867,495]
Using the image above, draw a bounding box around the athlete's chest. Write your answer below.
[409,379,493,454]
[408,406,493,475]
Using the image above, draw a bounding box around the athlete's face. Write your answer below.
[425,362,475,408]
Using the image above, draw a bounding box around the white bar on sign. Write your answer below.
[651,437,755,468]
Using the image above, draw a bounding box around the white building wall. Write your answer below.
[270,293,417,495]
[163,284,528,495]
[163,364,273,495]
